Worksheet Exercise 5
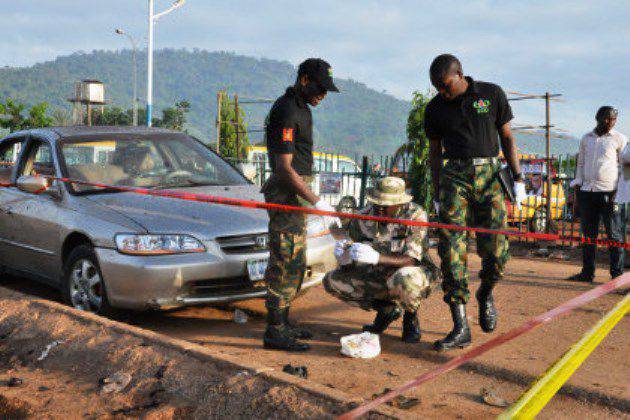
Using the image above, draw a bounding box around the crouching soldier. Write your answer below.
[323,177,440,342]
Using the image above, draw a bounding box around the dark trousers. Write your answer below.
[577,190,626,278]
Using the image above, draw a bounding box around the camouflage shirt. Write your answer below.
[348,202,429,263]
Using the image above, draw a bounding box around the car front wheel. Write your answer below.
[62,245,116,316]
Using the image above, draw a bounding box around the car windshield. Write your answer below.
[61,135,248,193]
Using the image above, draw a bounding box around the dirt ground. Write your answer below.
[0,288,383,419]
[1,250,628,419]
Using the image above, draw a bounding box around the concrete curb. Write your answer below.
[14,292,404,419]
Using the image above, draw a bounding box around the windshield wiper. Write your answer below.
[77,187,129,196]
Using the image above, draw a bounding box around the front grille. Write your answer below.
[188,276,263,295]
[216,233,269,254]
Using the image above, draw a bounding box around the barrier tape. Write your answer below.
[338,274,629,419]
[499,293,629,419]
[2,175,626,250]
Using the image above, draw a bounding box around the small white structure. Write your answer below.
[68,80,107,126]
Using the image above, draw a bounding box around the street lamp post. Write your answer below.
[146,0,185,127]
[115,28,138,126]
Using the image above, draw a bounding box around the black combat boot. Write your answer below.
[476,286,497,333]
[283,307,313,340]
[401,311,421,343]
[433,303,471,351]
[263,308,310,351]
[362,301,402,334]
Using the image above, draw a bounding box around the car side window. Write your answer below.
[18,140,55,178]
[0,138,25,183]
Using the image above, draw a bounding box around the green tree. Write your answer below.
[27,102,54,128]
[51,107,72,126]
[155,100,190,131]
[0,98,53,132]
[218,92,249,159]
[397,91,433,210]
[91,106,133,126]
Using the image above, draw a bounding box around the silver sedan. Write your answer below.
[0,126,335,315]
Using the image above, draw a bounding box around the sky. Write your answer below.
[1,1,629,140]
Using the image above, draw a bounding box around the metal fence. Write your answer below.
[226,150,625,249]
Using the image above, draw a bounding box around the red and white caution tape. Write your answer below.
[1,176,627,249]
[338,273,630,419]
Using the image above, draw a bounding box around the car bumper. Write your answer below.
[94,234,335,310]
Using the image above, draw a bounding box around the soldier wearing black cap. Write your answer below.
[261,58,340,351]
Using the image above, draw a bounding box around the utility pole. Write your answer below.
[234,94,240,159]
[508,90,563,233]
[216,91,223,153]
[114,29,138,126]
[545,92,552,231]
[147,0,154,126]
[146,0,185,127]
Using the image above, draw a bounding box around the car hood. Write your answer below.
[84,185,269,240]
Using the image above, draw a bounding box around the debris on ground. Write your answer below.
[480,387,509,408]
[531,247,550,257]
[3,377,24,387]
[233,309,248,324]
[100,372,132,394]
[340,332,380,359]
[371,388,420,410]
[550,250,569,260]
[282,364,308,379]
[37,340,65,361]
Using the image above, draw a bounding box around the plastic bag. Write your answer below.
[340,332,381,359]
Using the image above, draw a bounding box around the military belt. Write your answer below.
[443,157,499,166]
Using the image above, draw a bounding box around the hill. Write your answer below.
[0,49,410,156]
[0,49,578,157]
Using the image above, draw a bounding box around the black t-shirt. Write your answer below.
[265,87,313,176]
[424,77,513,159]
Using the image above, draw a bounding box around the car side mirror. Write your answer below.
[16,175,62,199]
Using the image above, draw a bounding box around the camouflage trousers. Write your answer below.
[438,160,509,304]
[262,176,311,311]
[323,265,434,312]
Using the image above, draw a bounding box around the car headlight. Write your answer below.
[115,234,205,255]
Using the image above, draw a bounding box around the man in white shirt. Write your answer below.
[569,106,627,282]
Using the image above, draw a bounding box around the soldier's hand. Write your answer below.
[315,199,342,229]
[349,243,380,265]
[334,239,353,266]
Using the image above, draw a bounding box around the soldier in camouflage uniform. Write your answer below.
[262,58,340,352]
[425,54,526,351]
[323,177,440,343]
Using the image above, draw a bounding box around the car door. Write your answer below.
[0,136,27,267]
[4,136,63,282]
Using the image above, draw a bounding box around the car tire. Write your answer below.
[62,244,117,317]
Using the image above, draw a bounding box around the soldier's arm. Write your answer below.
[377,253,417,268]
[498,123,522,180]
[496,86,522,179]
[274,154,319,205]
[429,137,442,199]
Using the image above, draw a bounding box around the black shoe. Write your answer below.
[402,311,421,343]
[283,307,313,340]
[476,288,497,333]
[362,301,402,334]
[263,308,310,352]
[567,273,594,283]
[433,303,471,351]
